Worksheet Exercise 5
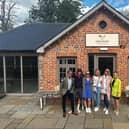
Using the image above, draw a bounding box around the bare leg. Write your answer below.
[116,99,119,112]
[77,98,81,113]
[83,99,87,108]
[88,99,91,108]
[114,99,116,111]
[87,98,92,113]
[78,98,81,104]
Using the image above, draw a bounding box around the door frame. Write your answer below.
[96,55,116,72]
[89,54,116,75]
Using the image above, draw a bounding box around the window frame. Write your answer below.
[57,57,77,83]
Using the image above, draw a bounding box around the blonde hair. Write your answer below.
[94,69,100,76]
[105,68,111,76]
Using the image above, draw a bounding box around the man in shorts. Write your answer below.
[74,68,83,113]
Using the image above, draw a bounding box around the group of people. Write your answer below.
[60,68,122,117]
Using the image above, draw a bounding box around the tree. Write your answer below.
[57,0,82,23]
[27,0,83,23]
[0,0,16,32]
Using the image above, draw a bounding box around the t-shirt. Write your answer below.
[75,76,83,88]
[67,78,72,90]
[93,76,102,88]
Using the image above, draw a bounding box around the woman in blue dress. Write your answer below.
[83,71,92,113]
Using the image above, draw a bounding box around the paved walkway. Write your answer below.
[0,96,129,129]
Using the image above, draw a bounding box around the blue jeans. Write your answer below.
[104,94,109,109]
[93,87,101,107]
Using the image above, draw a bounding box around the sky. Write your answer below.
[14,0,129,26]
[83,0,129,8]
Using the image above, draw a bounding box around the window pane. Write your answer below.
[68,59,76,64]
[60,68,66,81]
[6,56,21,93]
[88,55,94,76]
[58,57,76,82]
[60,59,66,64]
[69,67,76,77]
[23,56,38,93]
[99,57,113,76]
[0,57,4,93]
[68,59,72,64]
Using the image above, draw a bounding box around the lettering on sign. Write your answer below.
[86,34,119,47]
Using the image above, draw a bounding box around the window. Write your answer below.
[23,56,38,93]
[99,21,107,29]
[58,57,77,82]
[0,57,4,93]
[6,56,21,93]
[88,55,94,76]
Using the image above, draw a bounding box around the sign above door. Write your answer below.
[86,34,119,47]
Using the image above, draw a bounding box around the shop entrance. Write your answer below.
[88,54,116,76]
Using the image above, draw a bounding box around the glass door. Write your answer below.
[97,55,115,76]
[89,54,116,76]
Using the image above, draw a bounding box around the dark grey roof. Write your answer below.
[0,23,70,51]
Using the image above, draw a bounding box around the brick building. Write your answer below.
[0,1,129,96]
[37,1,129,95]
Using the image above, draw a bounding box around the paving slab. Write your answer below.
[85,118,103,129]
[65,115,84,129]
[113,123,129,129]
[85,113,94,119]
[94,111,103,119]
[17,115,35,129]
[25,117,59,129]
[55,117,67,128]
[0,105,15,114]
[5,119,23,129]
[0,113,12,119]
[111,113,129,123]
[11,111,31,119]
[0,118,14,129]
[103,118,113,129]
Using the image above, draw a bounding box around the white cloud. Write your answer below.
[119,4,129,11]
[81,3,97,15]
[81,6,91,14]
[14,5,29,26]
[16,0,37,8]
[14,0,37,26]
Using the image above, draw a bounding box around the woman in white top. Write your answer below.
[93,69,102,112]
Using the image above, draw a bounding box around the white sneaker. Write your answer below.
[94,107,99,112]
[88,108,92,113]
[103,107,107,112]
[115,111,119,116]
[85,108,88,113]
[77,109,81,113]
[68,110,72,114]
[105,109,109,115]
[82,105,84,110]
[77,104,81,113]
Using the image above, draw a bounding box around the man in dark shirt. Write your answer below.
[74,68,83,113]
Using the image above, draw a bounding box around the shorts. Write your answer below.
[112,96,120,100]
[74,88,82,99]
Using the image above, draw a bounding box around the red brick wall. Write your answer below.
[38,8,129,95]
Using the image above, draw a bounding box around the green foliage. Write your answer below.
[27,0,83,23]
